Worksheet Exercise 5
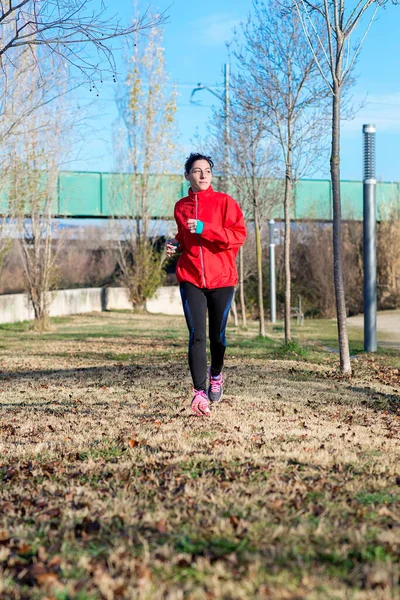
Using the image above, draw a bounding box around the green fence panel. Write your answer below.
[210,176,283,220]
[147,174,184,217]
[265,180,285,220]
[101,173,134,217]
[0,183,8,214]
[376,182,400,220]
[341,181,363,220]
[294,180,332,220]
[3,170,400,220]
[105,174,182,217]
[101,173,185,218]
[0,171,57,216]
[58,171,101,216]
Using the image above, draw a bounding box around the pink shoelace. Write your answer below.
[210,373,223,393]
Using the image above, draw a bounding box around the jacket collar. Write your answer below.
[188,185,214,200]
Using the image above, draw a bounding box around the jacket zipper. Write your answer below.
[195,194,206,288]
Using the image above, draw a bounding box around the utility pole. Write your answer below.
[191,65,246,327]
[363,124,377,352]
[224,63,230,189]
[190,63,231,187]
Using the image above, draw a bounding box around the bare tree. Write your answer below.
[0,48,66,270]
[0,208,11,277]
[113,24,179,308]
[203,97,280,334]
[238,246,247,328]
[294,0,396,374]
[0,1,165,306]
[0,1,163,184]
[226,103,281,337]
[0,1,165,84]
[235,0,329,343]
[6,49,73,330]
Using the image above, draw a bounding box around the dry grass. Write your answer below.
[0,312,399,600]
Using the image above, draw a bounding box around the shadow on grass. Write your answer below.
[21,348,182,362]
[0,399,173,421]
[0,331,184,344]
[0,363,185,385]
[349,386,400,414]
[281,375,400,415]
[1,351,399,417]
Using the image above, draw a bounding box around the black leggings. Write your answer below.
[180,282,234,391]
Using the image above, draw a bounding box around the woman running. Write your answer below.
[166,153,246,417]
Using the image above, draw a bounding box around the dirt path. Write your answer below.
[348,309,400,350]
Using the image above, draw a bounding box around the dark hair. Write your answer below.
[184,153,214,174]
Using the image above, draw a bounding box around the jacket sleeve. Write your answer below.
[200,196,246,249]
[174,205,185,250]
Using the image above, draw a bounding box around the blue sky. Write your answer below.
[67,0,400,182]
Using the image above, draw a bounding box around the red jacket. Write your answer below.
[174,185,246,289]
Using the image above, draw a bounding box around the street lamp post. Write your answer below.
[190,63,231,187]
[363,124,377,353]
[223,63,230,185]
[190,66,244,327]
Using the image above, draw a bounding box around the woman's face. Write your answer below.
[185,159,213,192]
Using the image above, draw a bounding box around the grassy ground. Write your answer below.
[0,311,399,600]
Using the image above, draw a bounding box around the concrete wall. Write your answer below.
[146,286,183,316]
[49,288,104,316]
[0,293,35,324]
[0,286,182,324]
[102,287,132,311]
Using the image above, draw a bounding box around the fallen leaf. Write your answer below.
[155,520,167,534]
[0,530,10,543]
[48,555,62,567]
[18,543,31,555]
[229,515,240,529]
[36,572,60,586]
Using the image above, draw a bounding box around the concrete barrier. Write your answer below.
[0,286,182,324]
[49,288,103,316]
[146,286,183,316]
[104,287,132,311]
[0,293,35,324]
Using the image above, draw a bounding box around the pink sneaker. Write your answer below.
[208,369,224,403]
[191,389,211,417]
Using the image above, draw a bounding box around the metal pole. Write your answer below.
[363,124,377,352]
[269,219,276,323]
[190,65,230,186]
[224,63,230,192]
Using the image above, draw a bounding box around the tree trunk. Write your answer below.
[32,296,49,331]
[254,205,265,336]
[239,246,247,328]
[21,215,53,332]
[230,292,239,326]
[331,83,351,375]
[284,149,292,343]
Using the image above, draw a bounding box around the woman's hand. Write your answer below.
[165,238,179,258]
[187,218,197,233]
